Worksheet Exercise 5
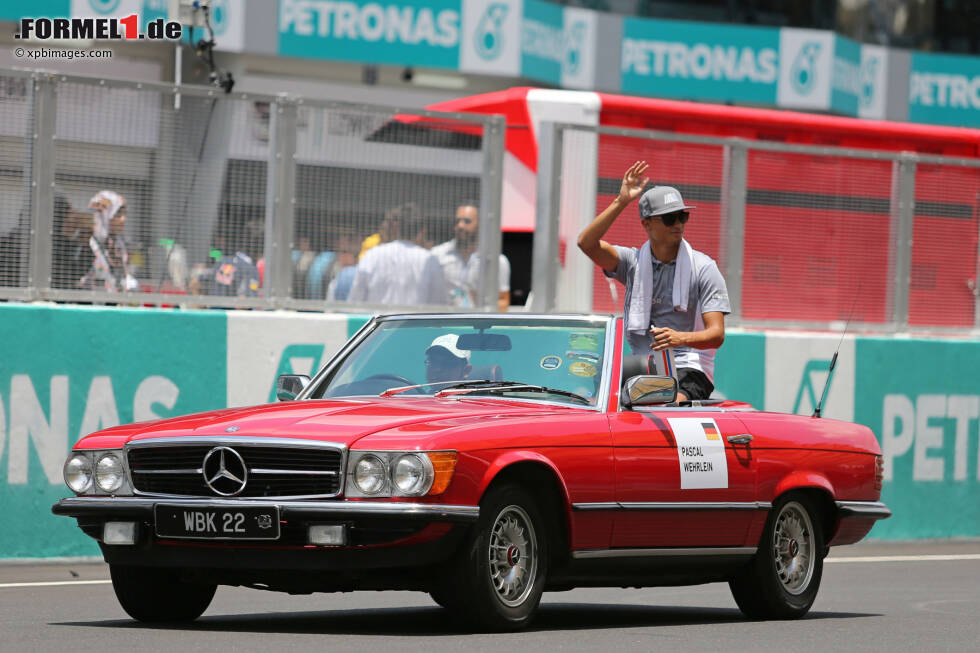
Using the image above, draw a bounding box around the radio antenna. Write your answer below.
[813,281,861,418]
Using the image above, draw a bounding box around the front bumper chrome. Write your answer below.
[52,496,479,523]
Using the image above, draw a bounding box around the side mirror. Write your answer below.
[276,374,310,402]
[622,375,677,408]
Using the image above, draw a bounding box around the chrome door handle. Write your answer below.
[727,434,753,445]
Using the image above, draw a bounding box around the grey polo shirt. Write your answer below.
[605,244,730,373]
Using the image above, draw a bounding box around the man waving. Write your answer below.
[577,161,730,402]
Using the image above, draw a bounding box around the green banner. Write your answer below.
[278,0,461,69]
[621,17,780,105]
[0,304,226,559]
[909,51,980,127]
[855,337,980,539]
[713,331,766,410]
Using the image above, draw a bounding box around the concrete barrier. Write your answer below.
[0,304,975,559]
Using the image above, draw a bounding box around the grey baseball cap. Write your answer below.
[638,186,695,218]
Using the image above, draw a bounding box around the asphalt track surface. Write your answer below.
[2,540,978,653]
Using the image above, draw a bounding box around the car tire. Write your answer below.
[110,564,216,622]
[729,494,824,620]
[438,483,548,631]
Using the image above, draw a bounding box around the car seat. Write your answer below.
[621,354,656,391]
[469,364,503,381]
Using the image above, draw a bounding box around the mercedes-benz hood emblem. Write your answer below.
[202,446,248,496]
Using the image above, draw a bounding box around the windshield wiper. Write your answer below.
[381,379,525,398]
[437,383,591,405]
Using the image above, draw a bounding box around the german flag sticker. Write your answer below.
[702,422,720,441]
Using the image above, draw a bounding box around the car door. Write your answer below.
[609,408,759,548]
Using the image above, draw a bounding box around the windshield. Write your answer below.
[309,317,609,407]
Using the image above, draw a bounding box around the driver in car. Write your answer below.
[425,334,472,385]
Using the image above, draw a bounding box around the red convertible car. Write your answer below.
[54,314,889,630]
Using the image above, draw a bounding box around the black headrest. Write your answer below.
[621,354,654,381]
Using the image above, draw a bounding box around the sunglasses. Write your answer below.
[645,211,690,227]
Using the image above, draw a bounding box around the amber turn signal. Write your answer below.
[426,451,458,495]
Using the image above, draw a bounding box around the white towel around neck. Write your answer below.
[626,239,696,337]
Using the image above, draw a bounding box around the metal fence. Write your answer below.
[532,122,980,333]
[0,70,504,311]
[2,68,978,331]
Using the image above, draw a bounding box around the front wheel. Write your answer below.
[729,494,824,620]
[110,565,216,622]
[437,484,548,631]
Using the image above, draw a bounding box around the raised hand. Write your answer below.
[618,160,650,205]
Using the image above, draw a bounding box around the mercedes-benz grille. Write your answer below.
[127,444,344,498]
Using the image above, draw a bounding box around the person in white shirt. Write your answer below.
[431,202,511,312]
[348,203,447,306]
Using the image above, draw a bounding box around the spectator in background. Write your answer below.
[78,190,139,292]
[432,201,511,311]
[51,190,91,289]
[326,232,360,302]
[193,229,261,298]
[208,249,260,298]
[348,202,446,305]
[157,237,189,292]
[292,235,319,299]
[358,204,400,260]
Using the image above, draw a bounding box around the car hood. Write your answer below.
[77,397,575,449]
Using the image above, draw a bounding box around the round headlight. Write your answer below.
[95,453,125,493]
[64,455,93,493]
[392,454,427,495]
[354,455,386,494]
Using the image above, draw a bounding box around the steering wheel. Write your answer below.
[362,374,414,386]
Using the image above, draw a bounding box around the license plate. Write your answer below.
[154,504,281,540]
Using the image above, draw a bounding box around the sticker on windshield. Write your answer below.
[566,350,600,365]
[540,355,562,370]
[569,332,600,352]
[667,418,729,489]
[569,361,597,378]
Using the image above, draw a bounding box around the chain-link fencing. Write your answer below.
[3,69,978,330]
[534,122,980,332]
[0,69,504,311]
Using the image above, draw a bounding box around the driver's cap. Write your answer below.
[426,334,470,361]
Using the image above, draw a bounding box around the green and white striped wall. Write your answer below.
[0,303,976,559]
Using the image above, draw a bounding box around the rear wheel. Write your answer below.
[437,484,548,631]
[729,494,824,619]
[110,565,216,622]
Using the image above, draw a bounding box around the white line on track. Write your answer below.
[826,554,980,563]
[0,580,111,589]
[1,555,977,588]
